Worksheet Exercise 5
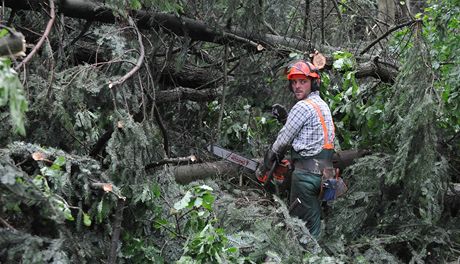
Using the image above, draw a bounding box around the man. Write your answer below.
[263,60,335,239]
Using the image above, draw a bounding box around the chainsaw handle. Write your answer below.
[263,161,277,187]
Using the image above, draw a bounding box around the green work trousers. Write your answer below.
[289,169,322,238]
[289,149,333,239]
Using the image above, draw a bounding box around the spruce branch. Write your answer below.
[360,20,421,56]
[108,16,145,89]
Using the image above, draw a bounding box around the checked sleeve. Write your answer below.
[271,102,313,155]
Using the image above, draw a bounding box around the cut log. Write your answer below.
[172,160,242,184]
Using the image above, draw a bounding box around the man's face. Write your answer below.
[291,78,312,100]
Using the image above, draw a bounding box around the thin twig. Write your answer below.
[153,105,170,157]
[64,19,93,51]
[6,9,16,27]
[15,0,55,71]
[154,220,186,240]
[360,20,420,55]
[223,32,264,51]
[45,38,55,101]
[264,21,280,36]
[216,44,229,143]
[0,217,16,230]
[321,0,325,44]
[109,17,145,89]
[330,0,343,22]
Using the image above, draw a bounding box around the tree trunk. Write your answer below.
[377,0,396,32]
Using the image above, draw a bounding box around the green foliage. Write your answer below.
[122,235,164,263]
[177,224,239,264]
[325,19,455,262]
[172,185,215,234]
[423,0,460,136]
[0,142,118,263]
[105,0,184,16]
[0,231,69,264]
[384,31,448,224]
[206,99,280,155]
[0,58,28,136]
[157,185,244,263]
[323,51,389,149]
[332,51,355,72]
[106,110,164,185]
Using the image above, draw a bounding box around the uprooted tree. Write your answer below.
[0,0,459,263]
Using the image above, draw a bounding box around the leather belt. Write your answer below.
[294,158,333,175]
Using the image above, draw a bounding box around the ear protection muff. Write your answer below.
[285,60,321,92]
[304,61,321,91]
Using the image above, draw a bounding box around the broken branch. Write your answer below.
[15,0,55,71]
[109,16,145,88]
[359,20,420,56]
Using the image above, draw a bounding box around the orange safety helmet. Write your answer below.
[286,60,320,80]
[286,60,321,91]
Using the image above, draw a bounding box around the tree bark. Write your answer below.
[355,58,398,83]
[155,86,222,104]
[172,160,241,184]
[377,0,396,33]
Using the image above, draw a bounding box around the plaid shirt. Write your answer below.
[272,91,334,157]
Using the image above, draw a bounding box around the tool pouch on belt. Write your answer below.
[294,158,347,201]
[321,167,348,201]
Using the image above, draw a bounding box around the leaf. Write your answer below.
[194,197,203,208]
[83,213,92,226]
[53,156,66,167]
[97,199,104,223]
[130,0,142,9]
[333,59,344,70]
[151,183,161,198]
[63,207,75,221]
[0,29,9,38]
[227,247,238,253]
[174,191,193,211]
[198,185,213,191]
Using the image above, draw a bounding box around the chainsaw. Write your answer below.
[207,145,292,191]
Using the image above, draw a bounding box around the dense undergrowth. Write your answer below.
[1,0,460,263]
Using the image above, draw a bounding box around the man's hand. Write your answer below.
[263,148,282,172]
[272,104,288,124]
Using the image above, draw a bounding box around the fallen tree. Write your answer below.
[170,149,373,184]
[3,0,399,83]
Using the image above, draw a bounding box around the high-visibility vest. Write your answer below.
[304,99,335,150]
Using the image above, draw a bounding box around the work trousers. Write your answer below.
[289,149,333,239]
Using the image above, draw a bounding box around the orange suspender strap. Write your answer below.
[304,99,335,149]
